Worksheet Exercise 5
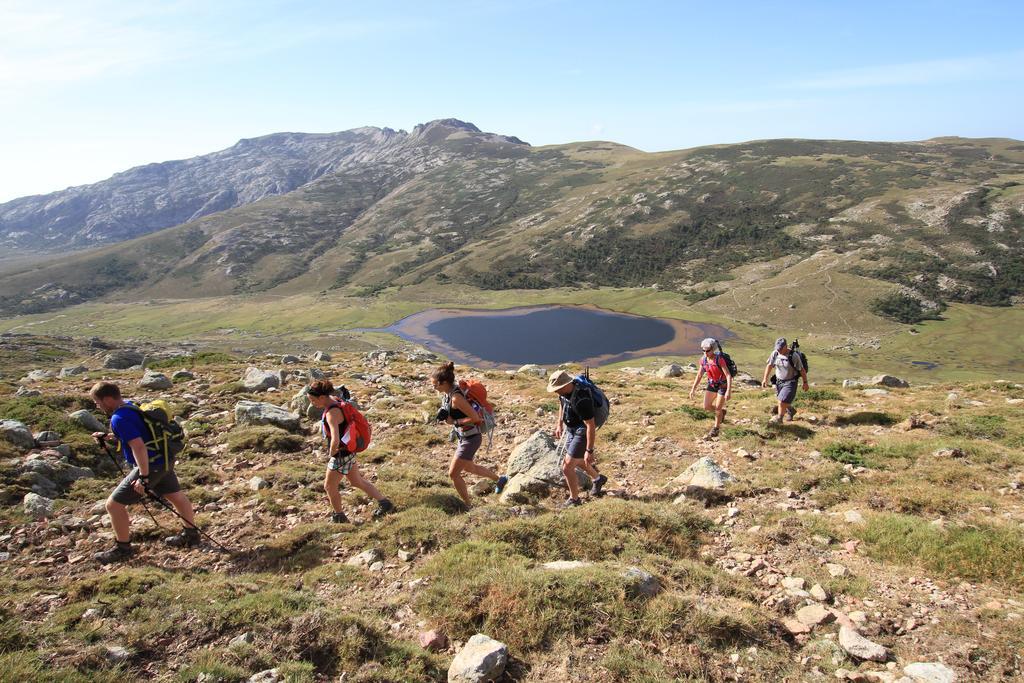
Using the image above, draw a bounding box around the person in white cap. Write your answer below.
[688,338,732,438]
[762,337,808,423]
[546,370,607,507]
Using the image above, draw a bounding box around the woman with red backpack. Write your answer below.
[688,337,733,439]
[430,362,508,506]
[307,380,394,523]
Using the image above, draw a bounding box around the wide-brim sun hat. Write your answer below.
[546,370,574,393]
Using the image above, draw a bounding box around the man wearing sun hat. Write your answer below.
[547,370,607,507]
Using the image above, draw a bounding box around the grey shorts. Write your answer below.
[564,425,588,459]
[455,433,482,461]
[776,378,798,404]
[111,465,180,505]
[328,452,356,475]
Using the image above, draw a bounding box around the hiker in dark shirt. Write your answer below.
[431,362,507,506]
[547,370,607,507]
[89,381,198,564]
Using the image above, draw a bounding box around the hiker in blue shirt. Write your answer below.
[90,381,198,564]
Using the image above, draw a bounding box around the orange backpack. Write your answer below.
[321,400,372,453]
[458,379,494,415]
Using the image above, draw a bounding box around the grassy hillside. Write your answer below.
[1,336,1022,681]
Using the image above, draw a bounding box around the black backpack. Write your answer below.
[791,339,809,373]
[123,403,185,467]
[711,339,738,377]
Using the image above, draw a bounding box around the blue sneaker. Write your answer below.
[494,475,509,495]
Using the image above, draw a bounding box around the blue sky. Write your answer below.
[1,0,1022,202]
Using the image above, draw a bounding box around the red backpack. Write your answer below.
[321,400,372,453]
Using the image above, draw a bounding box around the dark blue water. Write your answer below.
[385,305,733,368]
[911,361,939,370]
[427,307,674,366]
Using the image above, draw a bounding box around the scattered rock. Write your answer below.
[33,430,61,445]
[826,563,849,578]
[281,354,300,364]
[844,510,865,524]
[346,548,383,568]
[23,492,54,520]
[541,560,593,571]
[842,379,863,389]
[419,629,448,652]
[14,386,41,398]
[248,669,282,683]
[783,618,811,635]
[69,410,106,432]
[782,577,806,590]
[105,646,131,663]
[103,350,145,369]
[809,584,830,602]
[872,374,909,388]
[516,364,547,378]
[656,364,683,378]
[796,604,835,627]
[249,477,270,491]
[139,371,173,390]
[838,626,890,662]
[234,401,300,431]
[862,388,890,397]
[58,365,88,378]
[669,457,735,504]
[398,549,416,562]
[897,414,928,431]
[903,662,957,683]
[229,632,254,649]
[241,367,281,392]
[172,370,195,381]
[505,431,556,478]
[312,351,331,362]
[448,633,508,683]
[623,567,661,598]
[932,447,965,459]
[1,420,35,450]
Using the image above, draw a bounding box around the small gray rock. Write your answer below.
[838,625,890,662]
[24,369,54,382]
[249,477,270,491]
[172,370,195,381]
[68,410,106,433]
[139,371,173,390]
[33,430,61,445]
[346,548,383,568]
[656,364,683,378]
[281,355,300,364]
[623,567,662,598]
[58,365,89,378]
[105,646,131,663]
[904,662,957,683]
[448,633,508,683]
[871,374,909,388]
[229,632,254,649]
[23,492,54,520]
[312,351,331,362]
[1,420,36,450]
[241,367,281,392]
[103,350,145,370]
[14,386,41,398]
[248,669,281,683]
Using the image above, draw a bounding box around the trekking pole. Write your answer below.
[94,435,165,531]
[141,487,234,554]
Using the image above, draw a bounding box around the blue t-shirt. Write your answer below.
[110,403,159,466]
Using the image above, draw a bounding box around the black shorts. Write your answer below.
[706,379,728,396]
[111,465,180,505]
[456,433,482,461]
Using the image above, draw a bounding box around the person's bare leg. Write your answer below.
[346,463,384,502]
[461,461,498,481]
[562,455,581,499]
[448,457,471,505]
[163,491,196,527]
[324,468,345,512]
[106,497,131,542]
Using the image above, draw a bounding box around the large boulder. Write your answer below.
[69,410,106,433]
[241,367,281,392]
[447,633,508,683]
[289,387,322,421]
[23,492,54,520]
[58,365,88,378]
[505,431,557,477]
[24,369,54,382]
[1,420,35,450]
[499,431,591,503]
[871,374,909,388]
[139,371,173,390]
[516,364,547,378]
[103,350,145,370]
[234,401,300,431]
[669,456,734,491]
[656,364,683,378]
[51,464,95,487]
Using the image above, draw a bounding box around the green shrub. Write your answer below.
[226,426,304,453]
[869,292,944,324]
[147,352,234,370]
[821,441,874,466]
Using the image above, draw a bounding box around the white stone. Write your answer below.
[448,633,508,683]
[903,662,957,683]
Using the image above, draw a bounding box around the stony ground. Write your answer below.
[1,333,1022,682]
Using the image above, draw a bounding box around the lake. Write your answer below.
[386,305,733,368]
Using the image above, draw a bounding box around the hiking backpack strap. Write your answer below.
[122,404,170,467]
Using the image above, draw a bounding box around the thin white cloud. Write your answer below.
[682,98,814,114]
[791,50,1024,90]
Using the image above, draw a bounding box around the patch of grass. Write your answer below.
[676,405,712,420]
[226,426,304,453]
[477,498,709,562]
[942,414,1008,440]
[856,514,1024,589]
[147,351,235,370]
[821,441,874,467]
[249,525,334,572]
[833,411,897,427]
[800,388,843,404]
[600,641,669,682]
[177,652,249,683]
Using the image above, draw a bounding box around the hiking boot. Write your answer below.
[561,497,582,508]
[768,414,782,425]
[786,406,797,421]
[494,475,509,495]
[590,474,608,497]
[164,527,200,548]
[704,426,720,439]
[94,541,133,565]
[331,511,349,524]
[372,499,394,519]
